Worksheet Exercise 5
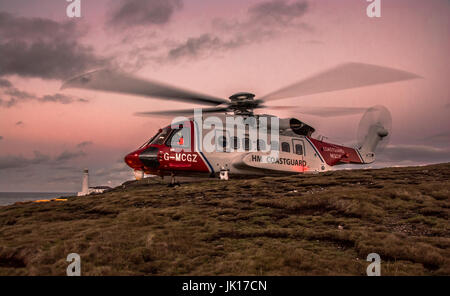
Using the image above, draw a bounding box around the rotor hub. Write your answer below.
[228,92,259,115]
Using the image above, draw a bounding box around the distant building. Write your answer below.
[88,186,112,194]
[77,169,111,196]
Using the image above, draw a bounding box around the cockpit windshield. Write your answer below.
[138,127,172,148]
[150,127,172,145]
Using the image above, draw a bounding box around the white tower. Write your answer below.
[78,169,89,196]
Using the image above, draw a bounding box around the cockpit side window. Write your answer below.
[166,127,191,149]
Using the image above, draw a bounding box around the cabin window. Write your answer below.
[243,138,251,151]
[295,144,303,155]
[167,128,190,149]
[257,139,266,151]
[232,136,240,150]
[215,130,230,152]
[281,142,290,153]
[270,141,279,151]
[217,136,227,149]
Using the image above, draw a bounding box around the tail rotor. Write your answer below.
[357,105,392,163]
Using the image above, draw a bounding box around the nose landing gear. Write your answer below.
[134,170,144,180]
[219,167,229,180]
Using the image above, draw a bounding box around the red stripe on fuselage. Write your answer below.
[157,150,211,173]
[308,137,363,166]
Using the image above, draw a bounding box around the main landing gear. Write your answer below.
[168,172,181,187]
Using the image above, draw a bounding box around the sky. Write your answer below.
[0,0,449,192]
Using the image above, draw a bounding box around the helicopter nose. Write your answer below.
[138,146,160,169]
[124,151,144,170]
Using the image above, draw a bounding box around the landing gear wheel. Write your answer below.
[168,172,181,187]
[219,167,229,180]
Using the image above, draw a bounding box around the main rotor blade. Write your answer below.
[135,107,230,117]
[259,63,421,102]
[62,69,228,106]
[266,106,368,117]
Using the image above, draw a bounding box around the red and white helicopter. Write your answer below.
[63,63,419,182]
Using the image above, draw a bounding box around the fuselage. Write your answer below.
[125,115,366,178]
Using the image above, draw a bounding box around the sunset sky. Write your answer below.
[0,0,449,192]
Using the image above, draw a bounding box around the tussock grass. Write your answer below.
[0,163,449,275]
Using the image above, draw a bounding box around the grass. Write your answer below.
[0,163,449,275]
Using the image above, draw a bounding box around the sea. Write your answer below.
[0,192,76,206]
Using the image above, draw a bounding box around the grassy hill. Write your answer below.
[0,163,449,276]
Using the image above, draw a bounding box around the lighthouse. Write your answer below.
[77,169,89,196]
[76,169,111,196]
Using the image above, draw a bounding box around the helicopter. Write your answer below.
[62,62,419,182]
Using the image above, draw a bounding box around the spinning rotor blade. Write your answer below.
[266,106,368,117]
[259,63,420,102]
[62,69,228,106]
[135,107,230,117]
